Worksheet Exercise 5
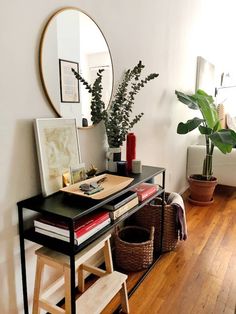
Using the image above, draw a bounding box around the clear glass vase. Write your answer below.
[106,147,121,172]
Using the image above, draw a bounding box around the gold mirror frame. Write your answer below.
[39,7,114,129]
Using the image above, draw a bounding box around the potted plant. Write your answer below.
[72,61,159,171]
[175,89,236,205]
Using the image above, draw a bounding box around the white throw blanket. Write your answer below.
[167,192,188,240]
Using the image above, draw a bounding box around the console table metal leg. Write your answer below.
[70,254,76,314]
[160,170,166,253]
[18,207,29,314]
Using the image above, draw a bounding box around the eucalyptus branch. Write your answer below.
[72,68,106,124]
[72,61,159,147]
[72,68,92,93]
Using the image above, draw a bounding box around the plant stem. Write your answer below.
[202,135,214,180]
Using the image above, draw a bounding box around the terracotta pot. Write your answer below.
[188,175,217,206]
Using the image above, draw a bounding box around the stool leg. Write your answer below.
[64,266,71,314]
[120,282,129,314]
[32,256,44,314]
[103,239,113,273]
[77,265,84,293]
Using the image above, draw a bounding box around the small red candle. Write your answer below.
[126,133,136,172]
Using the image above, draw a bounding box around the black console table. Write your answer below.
[17,165,165,314]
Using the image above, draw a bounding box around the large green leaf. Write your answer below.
[209,129,236,153]
[177,117,203,134]
[193,90,219,129]
[175,89,220,129]
[213,120,221,132]
[175,90,198,110]
[199,125,212,135]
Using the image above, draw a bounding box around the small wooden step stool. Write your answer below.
[32,233,129,314]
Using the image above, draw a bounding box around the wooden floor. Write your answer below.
[102,185,236,314]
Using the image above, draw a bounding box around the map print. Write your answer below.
[44,126,79,177]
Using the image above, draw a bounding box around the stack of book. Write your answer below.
[103,191,139,220]
[132,182,158,201]
[34,211,111,245]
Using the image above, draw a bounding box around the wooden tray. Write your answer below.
[60,174,134,200]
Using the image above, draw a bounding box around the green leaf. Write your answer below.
[175,90,198,110]
[193,90,219,129]
[175,89,219,129]
[177,117,204,134]
[199,125,212,135]
[209,129,236,153]
[213,120,221,132]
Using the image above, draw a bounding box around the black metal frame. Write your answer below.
[17,165,165,314]
[59,58,80,103]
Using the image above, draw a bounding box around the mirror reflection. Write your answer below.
[39,8,113,128]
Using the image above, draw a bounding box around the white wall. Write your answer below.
[0,0,235,313]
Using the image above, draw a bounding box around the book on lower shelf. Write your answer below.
[34,211,110,245]
[108,196,139,220]
[132,183,158,201]
[103,191,138,210]
[35,218,111,245]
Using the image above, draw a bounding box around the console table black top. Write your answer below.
[17,165,165,221]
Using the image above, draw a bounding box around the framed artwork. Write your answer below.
[62,163,86,187]
[59,59,80,103]
[70,163,86,184]
[34,118,81,196]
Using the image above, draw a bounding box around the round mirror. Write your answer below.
[39,7,113,128]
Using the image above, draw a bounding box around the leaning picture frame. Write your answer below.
[70,163,86,184]
[195,56,215,96]
[59,59,80,103]
[34,118,81,196]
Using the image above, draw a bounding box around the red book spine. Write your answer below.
[138,186,157,201]
[133,183,158,201]
[75,212,109,238]
[126,133,136,171]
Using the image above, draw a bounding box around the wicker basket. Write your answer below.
[114,226,154,271]
[133,194,178,253]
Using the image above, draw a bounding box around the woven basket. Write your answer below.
[114,226,154,271]
[133,194,178,253]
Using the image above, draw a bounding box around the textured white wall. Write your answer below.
[0,0,235,313]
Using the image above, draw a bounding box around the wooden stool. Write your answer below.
[32,233,129,314]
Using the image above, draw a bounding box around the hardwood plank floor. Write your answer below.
[103,185,236,314]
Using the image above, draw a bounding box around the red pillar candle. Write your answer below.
[126,133,136,172]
